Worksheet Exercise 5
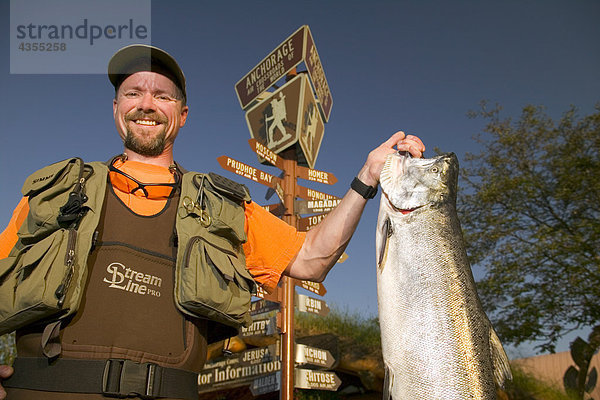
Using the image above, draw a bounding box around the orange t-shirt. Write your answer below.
[0,160,305,291]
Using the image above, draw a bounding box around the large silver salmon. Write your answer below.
[376,152,512,399]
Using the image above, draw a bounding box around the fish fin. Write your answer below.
[489,326,513,388]
[378,218,392,270]
[379,154,396,196]
[383,364,394,400]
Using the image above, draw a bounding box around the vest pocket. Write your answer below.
[203,189,247,245]
[0,229,70,335]
[178,236,254,329]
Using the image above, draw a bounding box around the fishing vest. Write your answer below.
[0,157,257,348]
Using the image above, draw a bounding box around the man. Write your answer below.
[0,45,425,399]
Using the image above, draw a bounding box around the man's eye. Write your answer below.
[125,92,140,97]
[156,94,173,101]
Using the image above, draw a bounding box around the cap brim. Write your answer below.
[108,44,186,99]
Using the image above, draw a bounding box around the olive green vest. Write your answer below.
[0,158,256,341]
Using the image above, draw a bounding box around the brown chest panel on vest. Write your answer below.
[57,187,207,369]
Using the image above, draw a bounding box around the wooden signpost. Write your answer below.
[206,24,341,400]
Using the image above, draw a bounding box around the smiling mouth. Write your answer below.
[133,119,159,126]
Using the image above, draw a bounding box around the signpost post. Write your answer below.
[214,24,339,400]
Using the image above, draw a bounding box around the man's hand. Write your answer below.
[0,365,13,400]
[357,130,425,187]
[284,130,426,282]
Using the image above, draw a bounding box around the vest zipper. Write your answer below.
[55,228,77,307]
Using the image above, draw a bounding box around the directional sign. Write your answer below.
[296,185,341,201]
[296,165,337,185]
[202,344,279,371]
[245,73,325,168]
[250,372,281,396]
[295,343,335,369]
[241,316,278,338]
[304,27,333,122]
[297,212,328,231]
[255,285,282,303]
[261,203,286,217]
[250,299,280,316]
[295,280,327,296]
[198,358,282,392]
[296,293,330,317]
[297,73,325,168]
[295,198,341,214]
[245,73,300,155]
[249,138,285,169]
[217,156,282,187]
[274,182,285,204]
[235,25,306,109]
[235,25,333,123]
[294,368,341,391]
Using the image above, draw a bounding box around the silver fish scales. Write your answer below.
[376,152,512,399]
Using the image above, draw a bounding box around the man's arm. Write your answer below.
[284,131,425,281]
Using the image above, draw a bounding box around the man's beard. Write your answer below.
[123,128,167,157]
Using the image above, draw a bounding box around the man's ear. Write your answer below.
[180,106,189,128]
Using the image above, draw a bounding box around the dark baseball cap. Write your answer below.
[108,44,186,100]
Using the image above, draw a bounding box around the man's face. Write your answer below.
[113,71,188,157]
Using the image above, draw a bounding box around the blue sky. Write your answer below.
[1,0,599,357]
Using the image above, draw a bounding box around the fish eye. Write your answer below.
[431,166,439,173]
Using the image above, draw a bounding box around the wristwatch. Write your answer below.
[351,177,378,199]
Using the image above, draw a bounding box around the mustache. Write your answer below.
[125,111,168,124]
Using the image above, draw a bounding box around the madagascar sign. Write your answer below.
[295,198,341,214]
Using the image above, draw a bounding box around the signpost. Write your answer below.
[217,155,282,187]
[294,198,341,215]
[294,369,342,391]
[235,25,333,123]
[250,372,281,396]
[296,165,337,185]
[296,185,341,201]
[245,74,325,168]
[295,343,335,369]
[296,293,330,317]
[296,280,327,297]
[221,24,338,400]
[297,212,328,231]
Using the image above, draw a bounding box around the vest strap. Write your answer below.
[5,357,198,400]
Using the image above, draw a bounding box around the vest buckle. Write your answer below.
[102,359,161,398]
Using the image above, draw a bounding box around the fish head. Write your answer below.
[379,152,458,212]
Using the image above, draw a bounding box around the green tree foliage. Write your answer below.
[459,103,600,352]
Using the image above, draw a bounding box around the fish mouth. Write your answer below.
[383,192,425,215]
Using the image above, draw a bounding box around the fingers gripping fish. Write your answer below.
[376,152,512,399]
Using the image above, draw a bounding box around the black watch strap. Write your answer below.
[351,177,378,199]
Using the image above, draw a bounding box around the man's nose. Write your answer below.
[138,92,156,111]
